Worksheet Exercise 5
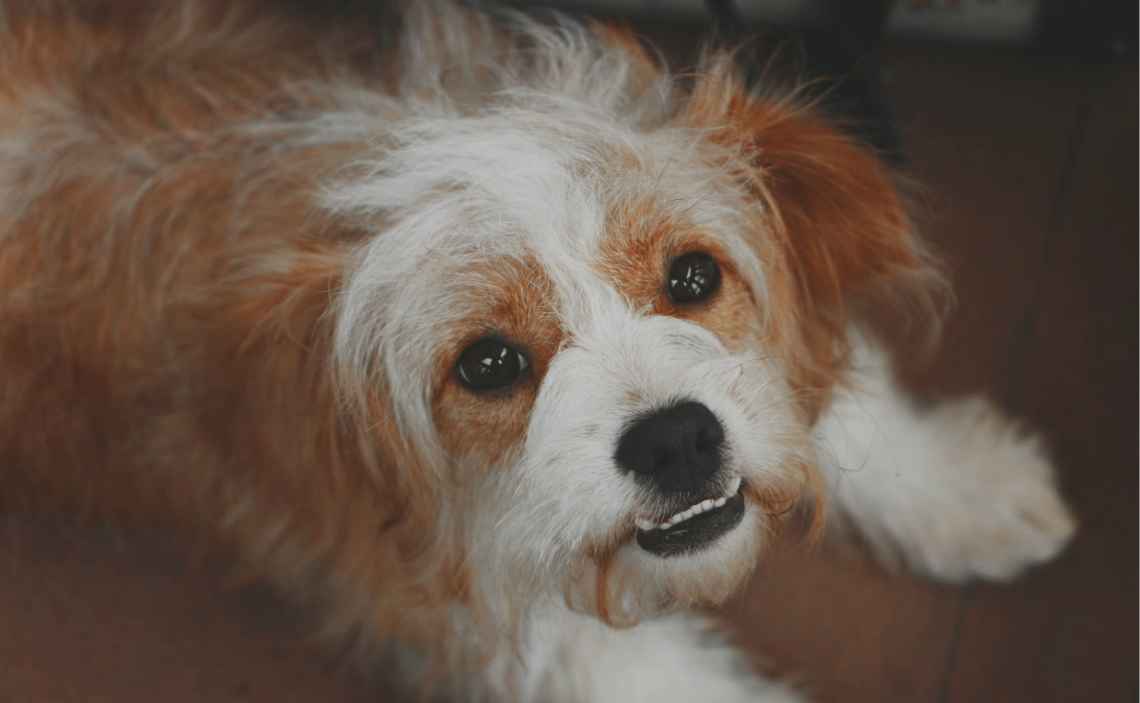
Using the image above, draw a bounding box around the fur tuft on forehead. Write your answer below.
[325,11,670,452]
[326,9,770,446]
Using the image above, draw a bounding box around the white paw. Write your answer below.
[827,394,1077,584]
[888,398,1076,582]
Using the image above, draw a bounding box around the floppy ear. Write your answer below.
[683,59,945,418]
[201,238,476,633]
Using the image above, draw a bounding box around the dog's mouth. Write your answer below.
[634,476,746,557]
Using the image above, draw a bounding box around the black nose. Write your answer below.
[614,400,725,495]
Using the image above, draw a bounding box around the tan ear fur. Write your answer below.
[683,58,945,420]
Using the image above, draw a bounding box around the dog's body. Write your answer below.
[0,2,1076,700]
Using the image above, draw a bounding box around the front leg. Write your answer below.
[816,332,1077,582]
[489,606,804,703]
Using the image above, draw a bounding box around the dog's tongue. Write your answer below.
[636,490,745,557]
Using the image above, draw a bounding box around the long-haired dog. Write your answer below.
[0,1,1077,699]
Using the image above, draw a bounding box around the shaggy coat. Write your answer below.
[0,2,1074,700]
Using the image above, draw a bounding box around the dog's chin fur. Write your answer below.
[0,0,948,696]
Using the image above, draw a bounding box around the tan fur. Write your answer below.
[598,198,763,352]
[432,257,563,467]
[0,0,460,659]
[682,59,945,423]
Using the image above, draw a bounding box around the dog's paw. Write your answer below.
[871,397,1077,583]
[904,449,1076,584]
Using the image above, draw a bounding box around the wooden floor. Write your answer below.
[726,44,1139,703]
[1,42,1135,703]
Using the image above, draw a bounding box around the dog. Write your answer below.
[0,1,1077,700]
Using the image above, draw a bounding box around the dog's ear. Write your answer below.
[207,238,467,614]
[683,59,945,417]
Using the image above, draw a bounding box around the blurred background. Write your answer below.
[519,0,1136,51]
[2,1,1136,701]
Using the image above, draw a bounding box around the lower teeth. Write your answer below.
[635,477,743,532]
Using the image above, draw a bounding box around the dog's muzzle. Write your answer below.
[615,400,746,557]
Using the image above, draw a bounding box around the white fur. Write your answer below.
[328,8,767,454]
[473,311,805,624]
[816,332,1077,582]
[499,606,804,703]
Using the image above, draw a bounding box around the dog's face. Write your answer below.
[327,20,933,628]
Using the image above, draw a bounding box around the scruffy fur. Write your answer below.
[0,2,1076,700]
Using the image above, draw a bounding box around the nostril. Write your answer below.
[652,447,672,469]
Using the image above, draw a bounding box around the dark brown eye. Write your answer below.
[667,252,721,304]
[456,338,529,392]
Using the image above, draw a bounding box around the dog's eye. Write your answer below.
[667,252,721,304]
[456,338,529,392]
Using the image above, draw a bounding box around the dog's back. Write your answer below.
[0,0,384,532]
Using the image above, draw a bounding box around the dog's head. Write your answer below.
[324,12,939,631]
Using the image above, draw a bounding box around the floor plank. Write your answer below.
[0,520,377,703]
[941,62,1138,703]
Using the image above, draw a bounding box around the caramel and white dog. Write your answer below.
[0,1,1076,700]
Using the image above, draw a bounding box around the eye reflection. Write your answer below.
[456,338,529,392]
[667,252,721,304]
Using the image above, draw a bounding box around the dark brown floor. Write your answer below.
[1,44,1135,703]
[726,45,1138,703]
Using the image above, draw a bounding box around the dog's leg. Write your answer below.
[489,607,803,703]
[815,331,1077,582]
